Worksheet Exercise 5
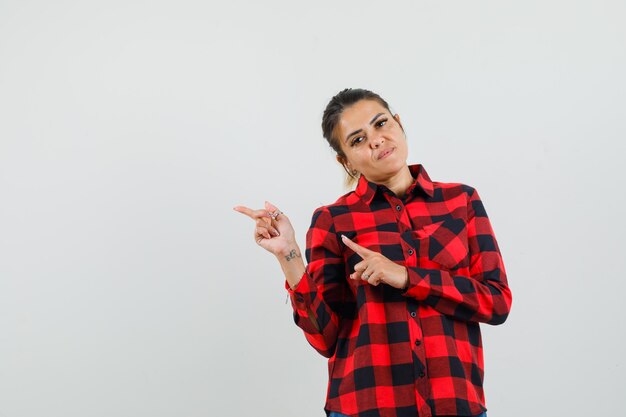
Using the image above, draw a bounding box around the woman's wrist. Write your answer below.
[402,268,409,290]
[276,243,301,261]
[276,244,306,290]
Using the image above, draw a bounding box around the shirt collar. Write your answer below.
[354,163,435,204]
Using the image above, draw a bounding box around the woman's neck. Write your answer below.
[378,165,414,198]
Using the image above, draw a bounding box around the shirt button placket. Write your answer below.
[413,334,430,399]
[405,299,431,412]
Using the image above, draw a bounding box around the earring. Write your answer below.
[342,164,358,178]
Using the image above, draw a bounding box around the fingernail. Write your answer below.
[341,235,347,240]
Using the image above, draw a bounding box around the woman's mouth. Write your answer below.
[378,148,395,160]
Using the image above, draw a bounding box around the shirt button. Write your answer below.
[419,371,426,378]
[410,311,416,318]
[415,339,421,346]
[408,249,414,255]
[395,205,402,211]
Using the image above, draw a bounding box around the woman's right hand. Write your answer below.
[233,201,297,257]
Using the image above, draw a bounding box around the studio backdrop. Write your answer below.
[1,1,624,416]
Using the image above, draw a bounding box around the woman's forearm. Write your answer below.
[276,244,306,290]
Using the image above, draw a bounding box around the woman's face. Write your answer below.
[336,99,408,183]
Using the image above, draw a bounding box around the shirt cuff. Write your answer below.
[403,267,431,300]
[285,270,312,304]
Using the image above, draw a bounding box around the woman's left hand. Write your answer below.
[341,235,408,289]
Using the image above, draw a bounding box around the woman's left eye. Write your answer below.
[376,119,387,127]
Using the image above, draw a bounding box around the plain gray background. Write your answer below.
[1,0,625,416]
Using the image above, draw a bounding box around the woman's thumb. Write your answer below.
[265,200,278,213]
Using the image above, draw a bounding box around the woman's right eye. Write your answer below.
[351,136,364,146]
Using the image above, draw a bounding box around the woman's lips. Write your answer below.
[378,147,395,160]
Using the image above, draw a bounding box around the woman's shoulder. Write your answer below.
[431,180,478,201]
[309,189,360,219]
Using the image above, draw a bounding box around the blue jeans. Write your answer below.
[329,413,487,417]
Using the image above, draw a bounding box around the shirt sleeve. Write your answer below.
[285,206,355,358]
[403,187,512,325]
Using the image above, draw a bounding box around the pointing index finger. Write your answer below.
[341,235,374,258]
[233,205,271,221]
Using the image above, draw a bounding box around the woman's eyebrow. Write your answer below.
[369,112,385,125]
[344,112,385,144]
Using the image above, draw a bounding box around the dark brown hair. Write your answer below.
[321,88,393,187]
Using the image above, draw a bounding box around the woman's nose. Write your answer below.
[370,135,384,148]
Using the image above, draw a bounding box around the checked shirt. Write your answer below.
[286,163,512,417]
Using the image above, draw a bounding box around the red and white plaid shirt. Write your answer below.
[286,163,512,417]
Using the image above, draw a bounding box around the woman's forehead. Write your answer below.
[339,100,389,130]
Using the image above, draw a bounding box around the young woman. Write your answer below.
[234,88,512,417]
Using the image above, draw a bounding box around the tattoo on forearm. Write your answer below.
[285,249,301,261]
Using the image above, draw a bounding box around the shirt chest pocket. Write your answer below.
[411,217,469,270]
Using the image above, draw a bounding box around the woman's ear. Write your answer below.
[394,113,404,131]
[336,154,351,170]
